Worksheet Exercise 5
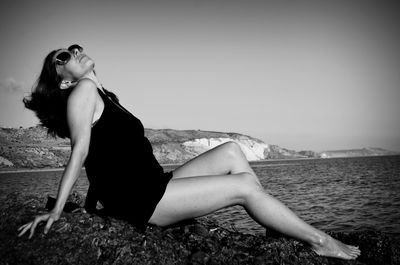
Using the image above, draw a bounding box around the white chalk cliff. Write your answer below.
[182,137,270,161]
[144,128,311,164]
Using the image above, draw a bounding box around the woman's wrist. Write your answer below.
[51,204,64,216]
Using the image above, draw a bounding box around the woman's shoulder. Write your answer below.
[67,79,100,108]
[69,79,99,98]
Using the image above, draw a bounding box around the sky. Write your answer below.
[0,0,399,152]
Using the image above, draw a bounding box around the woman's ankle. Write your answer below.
[308,231,328,247]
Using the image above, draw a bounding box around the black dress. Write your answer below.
[84,88,173,230]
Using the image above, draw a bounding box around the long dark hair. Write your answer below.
[24,48,119,138]
[23,49,73,138]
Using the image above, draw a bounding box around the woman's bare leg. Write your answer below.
[172,141,258,181]
[150,172,361,260]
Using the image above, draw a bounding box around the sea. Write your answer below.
[1,155,399,239]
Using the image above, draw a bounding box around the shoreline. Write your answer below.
[0,168,65,174]
[1,154,400,174]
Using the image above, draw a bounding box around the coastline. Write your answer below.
[0,164,182,174]
[2,154,400,174]
[3,156,399,242]
[2,157,400,264]
[0,167,65,174]
[250,154,400,163]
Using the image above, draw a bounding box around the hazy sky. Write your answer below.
[0,0,399,151]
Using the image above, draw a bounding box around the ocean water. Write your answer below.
[1,155,399,239]
[200,155,400,238]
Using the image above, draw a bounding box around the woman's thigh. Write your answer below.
[149,172,253,227]
[171,141,253,179]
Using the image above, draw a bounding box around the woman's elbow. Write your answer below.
[71,142,90,163]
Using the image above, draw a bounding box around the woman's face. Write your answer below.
[54,45,95,81]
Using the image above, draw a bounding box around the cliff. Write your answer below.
[0,126,398,169]
[1,192,399,265]
[0,126,308,169]
[148,129,310,164]
[0,126,70,169]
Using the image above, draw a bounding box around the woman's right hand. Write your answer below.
[17,210,61,239]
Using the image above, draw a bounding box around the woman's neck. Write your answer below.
[81,71,102,88]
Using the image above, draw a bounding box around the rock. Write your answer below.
[0,155,13,167]
[1,192,399,265]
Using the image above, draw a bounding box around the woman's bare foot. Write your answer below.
[310,234,361,260]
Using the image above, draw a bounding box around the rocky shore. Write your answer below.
[1,192,399,265]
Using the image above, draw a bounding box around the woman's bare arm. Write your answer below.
[52,79,97,214]
[18,79,98,238]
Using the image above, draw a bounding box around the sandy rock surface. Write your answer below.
[1,192,399,265]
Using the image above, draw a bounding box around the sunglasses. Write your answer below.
[54,44,83,65]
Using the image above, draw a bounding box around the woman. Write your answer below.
[18,44,360,260]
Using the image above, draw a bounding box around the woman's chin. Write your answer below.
[85,58,95,68]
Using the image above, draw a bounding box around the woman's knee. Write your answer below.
[235,172,264,204]
[220,141,245,160]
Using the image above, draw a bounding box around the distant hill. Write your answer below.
[145,128,311,164]
[0,126,398,169]
[318,148,399,158]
